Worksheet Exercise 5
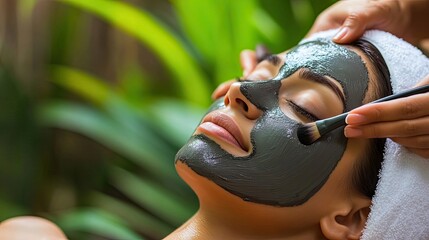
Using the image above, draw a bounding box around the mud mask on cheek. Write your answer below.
[176,40,369,206]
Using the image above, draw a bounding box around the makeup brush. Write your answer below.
[298,84,429,145]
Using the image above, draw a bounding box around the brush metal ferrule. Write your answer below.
[317,112,348,136]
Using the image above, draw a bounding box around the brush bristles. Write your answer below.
[297,122,321,145]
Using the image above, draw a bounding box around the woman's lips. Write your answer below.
[197,112,248,152]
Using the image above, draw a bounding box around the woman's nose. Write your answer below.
[224,82,261,120]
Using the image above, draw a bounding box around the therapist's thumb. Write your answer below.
[332,1,395,44]
[333,14,368,43]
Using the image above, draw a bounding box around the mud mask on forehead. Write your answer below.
[176,39,369,206]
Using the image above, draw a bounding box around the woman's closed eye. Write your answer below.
[286,100,320,122]
[277,68,344,123]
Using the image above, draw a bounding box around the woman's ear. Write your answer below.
[320,197,371,240]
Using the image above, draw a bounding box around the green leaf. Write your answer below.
[58,0,211,105]
[90,192,173,239]
[172,0,262,84]
[252,8,285,45]
[58,208,143,240]
[290,0,314,29]
[0,199,27,221]
[38,101,176,179]
[146,99,205,147]
[117,63,151,106]
[109,166,196,226]
[171,0,219,64]
[50,66,111,105]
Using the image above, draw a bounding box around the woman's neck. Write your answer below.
[164,208,321,240]
[164,210,232,240]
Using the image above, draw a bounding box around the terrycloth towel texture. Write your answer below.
[303,30,429,239]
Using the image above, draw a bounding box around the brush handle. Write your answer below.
[372,84,429,103]
[317,112,348,136]
[317,84,429,135]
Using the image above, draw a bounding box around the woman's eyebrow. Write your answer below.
[260,54,282,66]
[299,69,346,109]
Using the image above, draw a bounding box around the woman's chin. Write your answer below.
[175,161,202,189]
[174,161,243,207]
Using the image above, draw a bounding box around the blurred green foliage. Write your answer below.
[0,0,335,239]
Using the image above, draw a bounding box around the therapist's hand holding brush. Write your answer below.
[215,0,429,158]
[308,0,429,158]
[344,75,429,158]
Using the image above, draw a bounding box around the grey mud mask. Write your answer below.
[176,39,369,206]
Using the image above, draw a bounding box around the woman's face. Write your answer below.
[176,39,370,207]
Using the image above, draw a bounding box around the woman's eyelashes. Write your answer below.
[286,100,320,122]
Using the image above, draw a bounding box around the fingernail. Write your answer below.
[344,127,362,138]
[333,27,349,41]
[346,114,367,125]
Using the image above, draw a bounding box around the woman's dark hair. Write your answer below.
[350,39,392,198]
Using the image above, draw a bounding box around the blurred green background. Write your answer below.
[0,0,335,239]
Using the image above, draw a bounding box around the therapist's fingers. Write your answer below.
[255,44,271,62]
[240,50,257,77]
[346,121,429,158]
[307,0,406,44]
[211,79,235,100]
[345,76,429,157]
[344,119,429,158]
[332,1,401,43]
[346,93,429,126]
[215,45,270,100]
[344,116,429,138]
[240,44,271,78]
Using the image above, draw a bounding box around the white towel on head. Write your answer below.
[302,29,429,239]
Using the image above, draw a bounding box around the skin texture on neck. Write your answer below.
[175,40,369,206]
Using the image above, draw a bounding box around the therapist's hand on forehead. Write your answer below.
[213,0,429,158]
